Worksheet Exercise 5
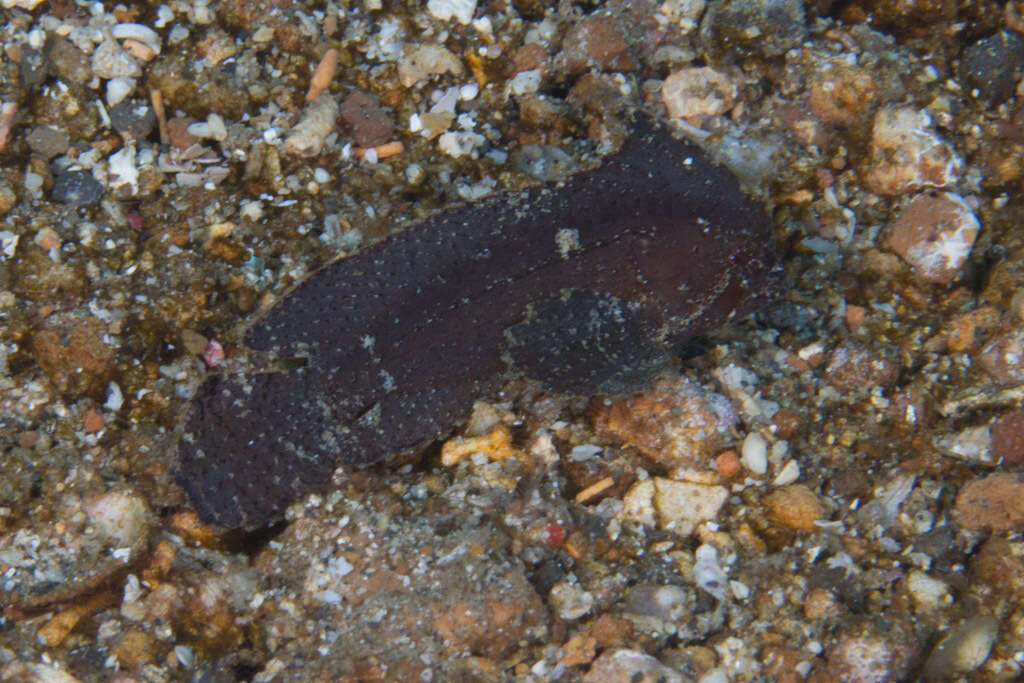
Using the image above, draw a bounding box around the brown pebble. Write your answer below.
[765,484,824,532]
[83,408,105,433]
[991,409,1024,468]
[112,630,159,668]
[886,193,979,284]
[953,472,1024,531]
[560,15,635,75]
[947,306,1000,353]
[339,90,395,148]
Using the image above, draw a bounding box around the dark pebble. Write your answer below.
[109,100,156,139]
[958,31,1024,107]
[52,170,103,206]
[26,126,70,160]
[700,0,807,59]
[19,45,48,87]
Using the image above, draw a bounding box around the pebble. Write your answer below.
[764,484,824,532]
[825,620,918,682]
[946,306,1000,353]
[885,192,979,284]
[620,477,729,536]
[591,377,738,471]
[953,472,1024,531]
[397,43,464,88]
[957,30,1024,107]
[921,616,999,678]
[51,169,104,206]
[109,100,156,139]
[549,576,595,620]
[866,106,961,196]
[700,0,807,59]
[284,94,339,157]
[559,15,635,75]
[91,39,142,79]
[823,342,899,394]
[740,431,769,475]
[935,425,994,465]
[82,490,151,547]
[661,66,737,119]
[338,90,395,148]
[427,0,477,24]
[45,35,91,84]
[990,409,1024,468]
[904,570,951,610]
[583,649,685,683]
[979,327,1024,385]
[105,76,136,107]
[26,125,70,159]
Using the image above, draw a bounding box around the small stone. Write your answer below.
[866,107,961,196]
[807,56,879,127]
[935,425,994,465]
[661,66,737,119]
[764,484,823,532]
[583,649,685,683]
[947,306,1000,352]
[51,170,104,206]
[592,377,737,471]
[26,126,70,160]
[285,94,339,157]
[652,478,728,536]
[427,0,477,24]
[700,0,807,59]
[825,620,918,682]
[398,44,464,88]
[740,431,769,475]
[339,90,395,148]
[904,570,951,610]
[32,317,115,396]
[921,616,1000,678]
[980,327,1024,386]
[106,76,136,107]
[167,116,199,149]
[550,576,594,620]
[112,629,159,668]
[886,193,979,284]
[953,472,1024,531]
[991,409,1024,468]
[824,342,899,394]
[81,490,151,547]
[109,100,156,139]
[44,35,91,84]
[92,39,142,79]
[18,45,47,87]
[512,43,547,75]
[957,31,1024,107]
[83,408,105,433]
[559,15,635,76]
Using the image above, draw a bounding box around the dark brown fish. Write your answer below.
[176,118,782,529]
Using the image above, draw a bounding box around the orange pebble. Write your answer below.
[715,450,741,479]
[83,409,105,433]
[354,140,404,160]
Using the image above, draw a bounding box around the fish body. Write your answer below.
[177,119,782,529]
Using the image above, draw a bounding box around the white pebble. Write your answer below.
[427,0,477,24]
[509,69,541,96]
[105,76,136,106]
[694,544,729,601]
[772,459,801,486]
[313,167,330,184]
[740,432,768,475]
